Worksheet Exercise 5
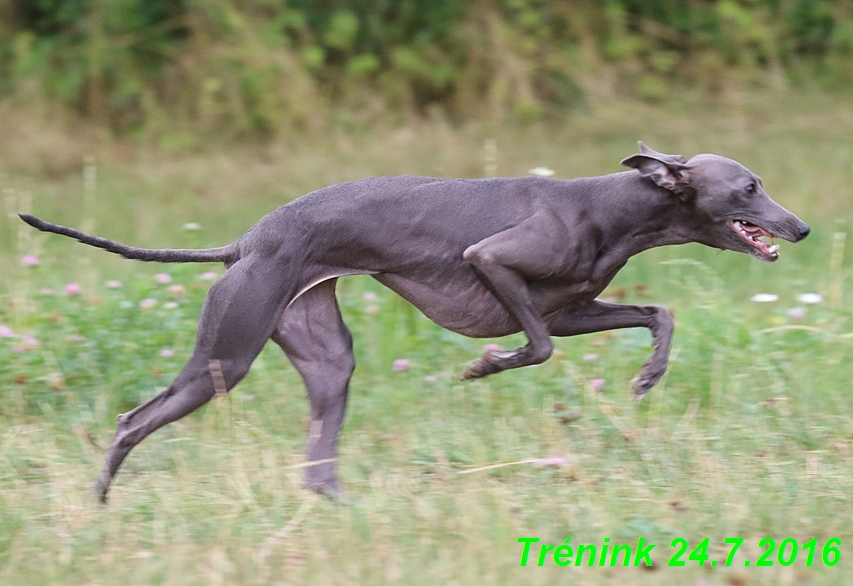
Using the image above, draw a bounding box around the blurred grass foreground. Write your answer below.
[1,1,853,586]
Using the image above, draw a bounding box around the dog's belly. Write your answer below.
[372,272,603,338]
[292,260,609,339]
[373,273,523,338]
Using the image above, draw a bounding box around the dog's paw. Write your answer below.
[632,388,648,402]
[631,363,667,398]
[460,353,503,380]
[305,460,344,501]
[305,478,345,501]
[460,362,482,380]
[92,479,109,504]
[632,363,666,395]
[631,377,658,397]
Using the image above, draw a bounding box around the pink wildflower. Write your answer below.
[787,307,806,320]
[13,335,39,352]
[139,298,157,310]
[64,283,81,296]
[20,255,40,266]
[392,359,410,373]
[531,456,570,468]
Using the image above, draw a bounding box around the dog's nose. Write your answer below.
[797,222,810,240]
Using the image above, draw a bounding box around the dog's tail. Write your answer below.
[19,214,239,264]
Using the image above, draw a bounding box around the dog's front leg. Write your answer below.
[546,300,674,399]
[460,217,560,379]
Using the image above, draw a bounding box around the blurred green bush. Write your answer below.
[1,0,852,136]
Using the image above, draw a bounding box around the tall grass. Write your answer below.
[0,97,852,584]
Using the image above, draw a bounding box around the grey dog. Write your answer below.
[20,142,809,500]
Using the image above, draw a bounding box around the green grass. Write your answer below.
[1,95,853,585]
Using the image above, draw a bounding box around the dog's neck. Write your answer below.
[606,172,705,248]
[564,172,710,278]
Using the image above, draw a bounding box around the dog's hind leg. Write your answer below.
[271,278,354,498]
[95,257,294,501]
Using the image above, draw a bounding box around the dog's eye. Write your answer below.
[745,182,756,194]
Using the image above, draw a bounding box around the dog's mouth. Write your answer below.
[729,220,779,261]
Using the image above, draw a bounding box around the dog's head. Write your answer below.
[621,142,810,262]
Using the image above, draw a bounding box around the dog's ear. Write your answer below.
[637,141,688,164]
[621,143,693,196]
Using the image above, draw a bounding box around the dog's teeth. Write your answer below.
[768,244,779,253]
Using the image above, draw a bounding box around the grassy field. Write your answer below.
[1,94,853,585]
